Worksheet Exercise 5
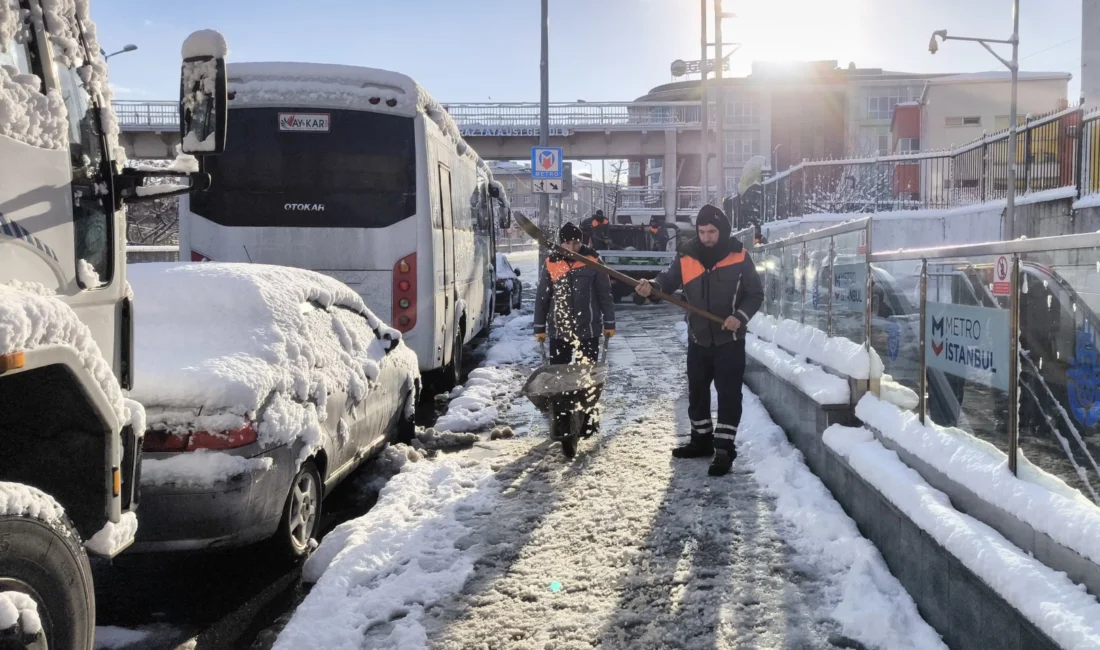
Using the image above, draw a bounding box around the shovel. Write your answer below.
[513,212,727,327]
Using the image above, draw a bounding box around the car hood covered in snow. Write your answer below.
[128,263,418,436]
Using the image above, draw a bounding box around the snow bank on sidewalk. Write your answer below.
[274,446,499,650]
[749,313,882,380]
[825,425,1100,650]
[434,367,513,432]
[856,394,1100,567]
[746,334,850,404]
[738,390,945,650]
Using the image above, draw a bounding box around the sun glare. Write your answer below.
[734,0,864,68]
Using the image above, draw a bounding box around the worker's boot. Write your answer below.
[708,448,736,477]
[672,435,714,459]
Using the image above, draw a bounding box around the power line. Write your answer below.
[1021,35,1080,61]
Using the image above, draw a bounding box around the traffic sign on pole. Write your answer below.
[532,147,563,179]
[533,179,563,194]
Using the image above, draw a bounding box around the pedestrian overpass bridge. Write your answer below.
[113,99,714,220]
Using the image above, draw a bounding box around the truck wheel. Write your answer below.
[276,461,322,559]
[0,512,95,650]
[442,325,465,390]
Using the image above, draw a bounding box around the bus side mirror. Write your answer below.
[179,30,228,156]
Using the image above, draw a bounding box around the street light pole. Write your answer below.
[929,0,1020,239]
[539,0,550,265]
[102,44,138,60]
[714,0,724,206]
[699,0,709,203]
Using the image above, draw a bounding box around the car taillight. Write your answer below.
[142,423,257,452]
[191,250,210,262]
[496,279,504,288]
[393,253,417,333]
[188,423,258,451]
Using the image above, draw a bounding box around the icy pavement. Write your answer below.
[277,297,942,650]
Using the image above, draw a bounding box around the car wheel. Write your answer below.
[0,511,95,650]
[500,288,512,316]
[397,388,417,445]
[276,461,322,558]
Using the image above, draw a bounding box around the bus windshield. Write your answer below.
[190,107,416,228]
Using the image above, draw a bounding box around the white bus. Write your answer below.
[179,62,510,386]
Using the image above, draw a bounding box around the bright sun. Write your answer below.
[734,0,865,68]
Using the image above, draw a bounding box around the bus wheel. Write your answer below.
[0,510,95,650]
[443,325,465,390]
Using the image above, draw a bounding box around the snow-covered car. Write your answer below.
[495,253,524,315]
[126,263,419,555]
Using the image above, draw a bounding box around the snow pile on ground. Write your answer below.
[140,450,274,489]
[482,313,540,366]
[84,511,137,556]
[434,367,513,433]
[128,263,415,463]
[856,394,1100,567]
[825,424,1100,650]
[749,313,883,380]
[0,590,40,637]
[738,391,945,650]
[746,333,850,404]
[274,447,499,650]
[415,426,480,450]
[0,282,133,425]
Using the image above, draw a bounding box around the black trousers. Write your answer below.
[687,339,746,451]
[549,337,601,435]
[550,336,600,365]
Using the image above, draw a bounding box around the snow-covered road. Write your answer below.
[275,265,942,650]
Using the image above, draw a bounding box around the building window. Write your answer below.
[725,174,741,192]
[724,133,760,166]
[864,87,916,121]
[725,97,759,126]
[946,116,982,127]
[629,161,641,178]
[507,181,516,192]
[896,137,920,153]
[523,195,531,205]
[877,134,890,155]
[649,158,663,170]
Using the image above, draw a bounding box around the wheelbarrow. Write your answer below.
[521,336,610,458]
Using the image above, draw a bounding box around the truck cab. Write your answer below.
[0,3,227,646]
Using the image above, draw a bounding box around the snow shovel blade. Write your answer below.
[512,213,727,327]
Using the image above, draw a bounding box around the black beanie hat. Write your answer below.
[696,204,731,238]
[594,209,605,219]
[559,222,583,243]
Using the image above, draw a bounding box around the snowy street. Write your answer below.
[266,253,939,650]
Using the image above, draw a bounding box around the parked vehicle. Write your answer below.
[177,62,512,388]
[0,2,228,645]
[126,263,419,556]
[495,252,524,315]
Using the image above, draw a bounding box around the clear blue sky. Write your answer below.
[96,0,1083,103]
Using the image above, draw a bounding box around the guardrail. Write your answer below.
[754,104,1100,221]
[111,100,705,132]
[616,187,665,212]
[675,186,719,212]
[756,217,1100,506]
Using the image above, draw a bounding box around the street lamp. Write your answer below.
[772,143,783,173]
[102,44,138,59]
[929,0,1019,239]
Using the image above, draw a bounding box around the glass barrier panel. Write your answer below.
[803,236,832,333]
[868,258,923,412]
[924,255,1012,455]
[780,243,803,323]
[760,248,782,319]
[830,229,869,347]
[1017,245,1100,505]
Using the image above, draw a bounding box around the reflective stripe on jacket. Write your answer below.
[533,246,616,340]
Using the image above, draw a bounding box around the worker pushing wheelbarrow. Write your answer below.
[523,335,610,458]
[528,223,615,457]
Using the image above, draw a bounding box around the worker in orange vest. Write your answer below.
[635,205,763,476]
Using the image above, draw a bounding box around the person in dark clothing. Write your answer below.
[648,215,671,252]
[585,210,612,251]
[534,222,616,436]
[635,205,764,476]
[751,219,768,245]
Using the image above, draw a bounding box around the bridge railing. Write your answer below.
[676,186,719,213]
[444,102,701,130]
[111,100,704,132]
[616,187,665,212]
[113,100,178,132]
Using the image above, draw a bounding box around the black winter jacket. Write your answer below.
[534,246,616,340]
[653,237,764,346]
